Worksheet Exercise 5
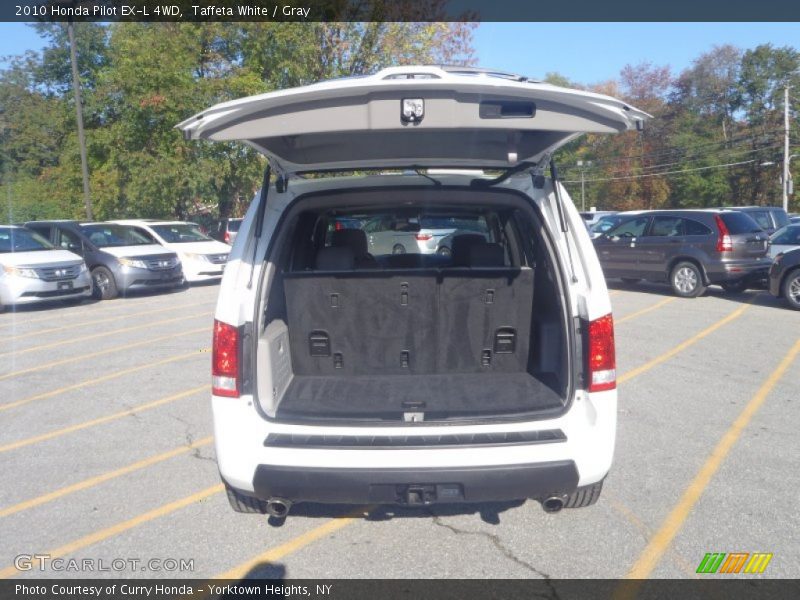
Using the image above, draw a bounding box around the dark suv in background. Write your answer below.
[724,206,790,235]
[593,209,770,297]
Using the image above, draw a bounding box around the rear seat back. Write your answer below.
[284,247,534,377]
[437,267,533,373]
[284,270,438,376]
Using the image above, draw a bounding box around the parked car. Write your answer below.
[24,221,184,300]
[723,205,790,235]
[177,65,650,516]
[593,209,771,297]
[0,225,92,311]
[358,215,462,256]
[214,218,243,245]
[111,220,230,283]
[768,224,800,258]
[769,247,800,310]
[789,214,800,225]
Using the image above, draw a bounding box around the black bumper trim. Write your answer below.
[252,461,579,505]
[264,429,566,449]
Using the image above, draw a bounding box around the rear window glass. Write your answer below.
[720,213,762,234]
[771,225,800,245]
[332,213,491,254]
[0,227,54,253]
[649,216,683,237]
[773,210,790,228]
[746,211,773,230]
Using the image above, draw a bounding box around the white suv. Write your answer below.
[178,66,648,517]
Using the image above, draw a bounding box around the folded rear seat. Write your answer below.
[283,242,533,378]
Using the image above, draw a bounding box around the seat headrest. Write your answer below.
[468,242,505,267]
[450,233,487,266]
[331,229,369,256]
[315,246,355,271]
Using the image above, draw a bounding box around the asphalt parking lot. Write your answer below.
[0,281,798,581]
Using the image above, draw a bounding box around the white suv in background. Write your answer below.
[178,66,649,518]
[112,220,230,283]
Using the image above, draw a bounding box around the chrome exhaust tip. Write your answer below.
[542,496,565,513]
[265,498,291,518]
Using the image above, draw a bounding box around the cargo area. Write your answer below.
[255,187,572,424]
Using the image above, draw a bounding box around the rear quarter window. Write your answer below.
[720,212,762,234]
[683,218,712,236]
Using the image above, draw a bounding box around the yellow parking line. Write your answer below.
[0,437,214,518]
[213,508,371,580]
[0,327,208,382]
[0,346,209,412]
[618,300,753,384]
[6,299,212,342]
[615,297,676,325]
[618,337,800,588]
[0,311,211,358]
[0,385,209,453]
[0,484,224,580]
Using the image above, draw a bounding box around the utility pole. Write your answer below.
[577,160,592,211]
[66,17,93,220]
[783,85,790,213]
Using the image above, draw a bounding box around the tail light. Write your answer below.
[714,215,733,252]
[415,233,433,241]
[212,320,239,397]
[223,231,231,244]
[334,221,344,231]
[587,314,616,392]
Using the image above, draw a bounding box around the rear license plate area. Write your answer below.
[369,483,464,505]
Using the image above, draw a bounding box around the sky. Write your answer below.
[2,21,800,83]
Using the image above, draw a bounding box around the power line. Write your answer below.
[561,159,757,184]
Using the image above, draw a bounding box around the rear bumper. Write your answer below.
[707,260,770,285]
[249,461,579,505]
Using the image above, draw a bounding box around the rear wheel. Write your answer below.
[436,246,452,257]
[91,266,118,300]
[225,482,267,514]
[721,279,748,293]
[392,244,406,254]
[782,268,800,310]
[670,261,706,298]
[564,480,603,509]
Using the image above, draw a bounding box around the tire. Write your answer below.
[670,261,706,298]
[225,482,267,514]
[782,268,800,310]
[91,266,119,300]
[720,279,748,294]
[392,244,406,255]
[620,277,640,284]
[564,480,604,509]
[437,246,452,257]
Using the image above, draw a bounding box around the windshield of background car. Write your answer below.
[770,225,800,245]
[152,224,213,243]
[79,224,153,247]
[720,212,763,235]
[227,219,242,232]
[0,227,55,253]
